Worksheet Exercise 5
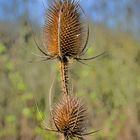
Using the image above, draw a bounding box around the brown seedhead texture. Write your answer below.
[43,0,88,61]
[52,95,88,139]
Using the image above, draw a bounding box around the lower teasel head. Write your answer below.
[42,95,101,139]
[52,95,87,139]
[42,95,96,139]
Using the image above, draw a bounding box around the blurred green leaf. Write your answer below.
[90,92,97,101]
[22,93,33,101]
[9,72,26,92]
[0,43,6,54]
[5,115,16,123]
[36,110,44,121]
[17,81,26,91]
[6,62,14,71]
[22,108,32,118]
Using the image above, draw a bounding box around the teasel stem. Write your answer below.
[60,59,69,95]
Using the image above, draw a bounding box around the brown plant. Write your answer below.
[43,0,89,95]
[36,0,104,95]
[42,0,88,60]
[43,95,99,140]
[33,1,102,138]
[52,95,87,139]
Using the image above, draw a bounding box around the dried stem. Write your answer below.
[60,60,69,95]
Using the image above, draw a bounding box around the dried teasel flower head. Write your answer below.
[52,95,88,139]
[36,0,105,63]
[40,0,89,62]
[42,88,101,139]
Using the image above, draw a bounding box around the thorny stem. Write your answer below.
[60,60,69,95]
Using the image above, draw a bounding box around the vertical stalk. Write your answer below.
[60,60,69,95]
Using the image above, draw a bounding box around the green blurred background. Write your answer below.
[0,0,140,140]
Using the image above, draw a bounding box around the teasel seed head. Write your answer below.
[42,94,101,139]
[52,95,88,139]
[36,0,105,63]
[42,0,88,61]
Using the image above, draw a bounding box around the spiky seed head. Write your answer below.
[43,0,88,60]
[52,95,87,139]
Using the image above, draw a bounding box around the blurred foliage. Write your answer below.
[0,22,57,139]
[0,0,140,140]
[0,20,140,140]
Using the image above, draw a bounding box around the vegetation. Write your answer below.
[0,1,140,140]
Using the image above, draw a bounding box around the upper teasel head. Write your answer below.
[42,0,89,61]
[52,95,88,139]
